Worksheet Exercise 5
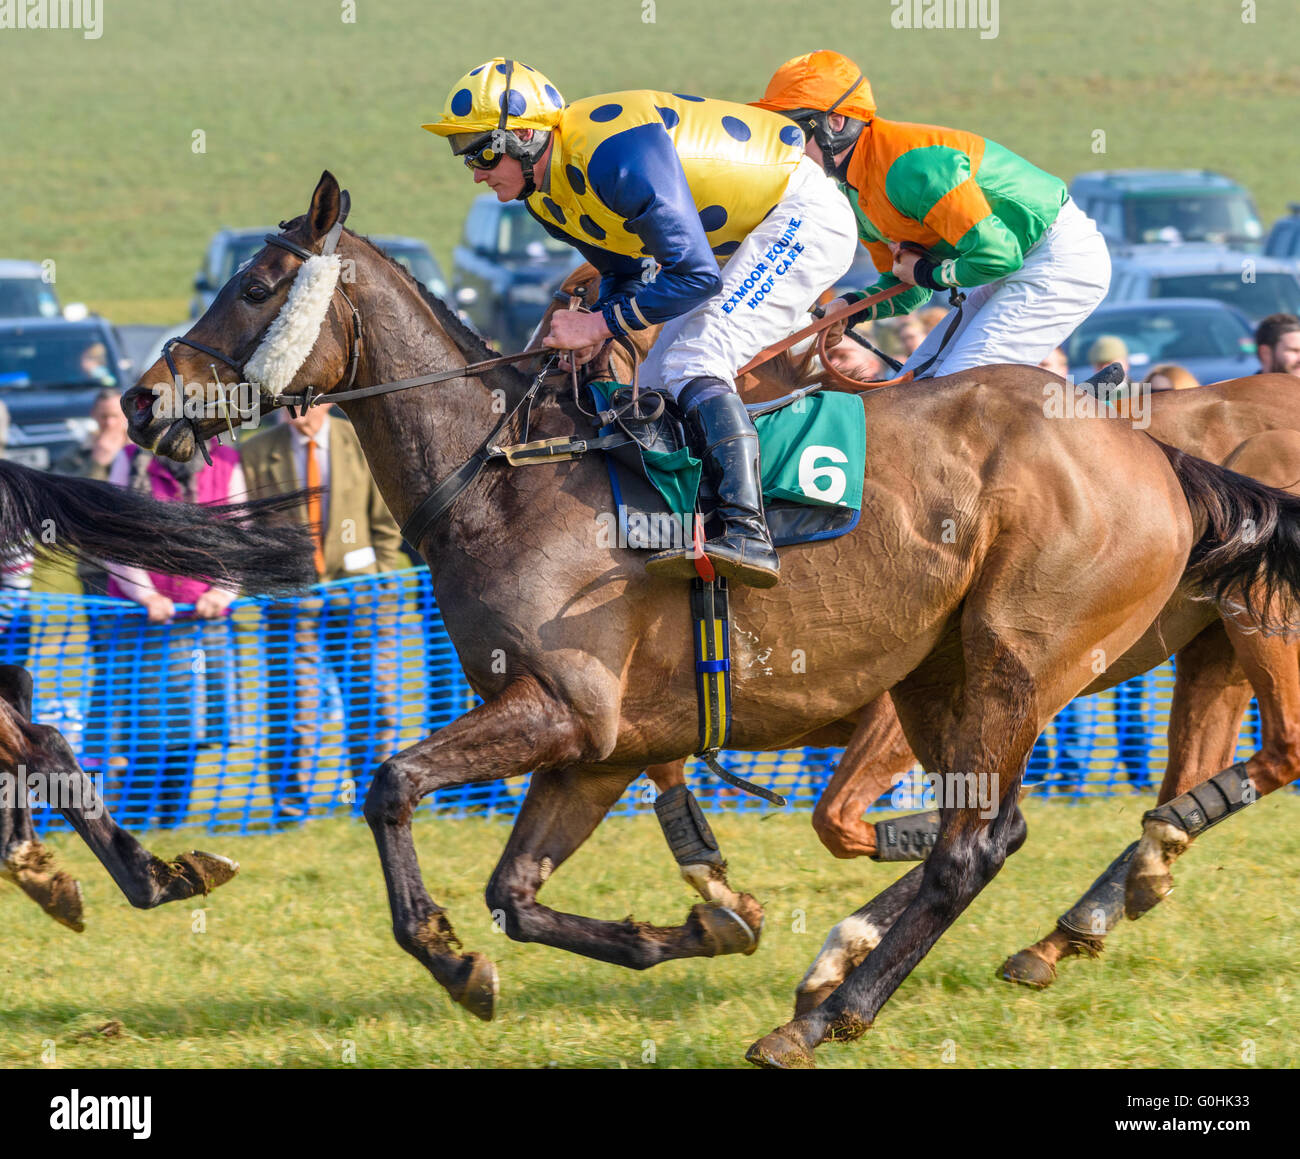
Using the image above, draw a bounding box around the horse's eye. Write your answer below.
[243,284,270,303]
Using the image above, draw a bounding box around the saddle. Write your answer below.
[589,382,862,551]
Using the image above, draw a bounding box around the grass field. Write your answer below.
[3,796,1297,1069]
[2,0,1297,322]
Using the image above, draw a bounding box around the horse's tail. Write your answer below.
[0,459,317,595]
[1155,440,1300,632]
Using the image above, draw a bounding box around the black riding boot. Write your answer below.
[645,382,780,588]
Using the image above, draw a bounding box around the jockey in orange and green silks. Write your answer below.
[753,50,1111,378]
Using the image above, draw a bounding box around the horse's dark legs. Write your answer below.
[793,862,926,1016]
[1,776,86,932]
[485,764,758,969]
[1127,623,1300,916]
[643,759,764,936]
[363,677,592,1021]
[1001,622,1251,988]
[748,625,1037,1068]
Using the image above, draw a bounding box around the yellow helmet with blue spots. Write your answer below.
[422,58,565,143]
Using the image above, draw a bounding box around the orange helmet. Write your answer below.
[752,51,877,121]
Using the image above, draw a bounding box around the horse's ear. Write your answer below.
[337,188,351,227]
[0,665,34,721]
[306,170,343,242]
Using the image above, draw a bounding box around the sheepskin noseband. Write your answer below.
[243,253,342,398]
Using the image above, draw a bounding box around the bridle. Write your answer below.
[159,206,361,464]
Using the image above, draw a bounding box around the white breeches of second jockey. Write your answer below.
[641,155,858,399]
[898,197,1111,378]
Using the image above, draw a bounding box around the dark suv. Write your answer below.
[452,194,583,349]
[1068,170,1263,250]
[191,229,448,317]
[0,317,131,470]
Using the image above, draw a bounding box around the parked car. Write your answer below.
[1104,245,1300,324]
[0,317,132,469]
[1063,299,1257,385]
[0,260,63,319]
[452,194,583,349]
[1069,170,1263,250]
[1263,203,1300,270]
[191,229,448,317]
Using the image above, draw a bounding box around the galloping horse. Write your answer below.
[0,458,315,929]
[123,173,1300,1067]
[542,264,1300,1004]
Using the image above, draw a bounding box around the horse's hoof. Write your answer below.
[47,874,85,933]
[746,1029,817,1069]
[692,903,758,957]
[1125,873,1172,920]
[733,893,765,956]
[449,952,498,1021]
[999,948,1056,989]
[792,981,838,1018]
[176,851,240,894]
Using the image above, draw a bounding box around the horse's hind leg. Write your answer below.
[645,759,763,942]
[1127,622,1300,918]
[486,763,759,969]
[36,727,238,909]
[1001,621,1251,989]
[364,676,593,1020]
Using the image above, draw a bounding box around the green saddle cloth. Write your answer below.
[589,382,866,518]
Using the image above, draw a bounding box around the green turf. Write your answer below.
[2,0,1296,322]
[3,796,1296,1068]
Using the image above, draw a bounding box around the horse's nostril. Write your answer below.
[133,391,154,414]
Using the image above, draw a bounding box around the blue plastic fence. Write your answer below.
[5,567,1262,834]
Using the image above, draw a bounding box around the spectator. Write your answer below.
[240,407,403,822]
[1039,346,1069,378]
[105,444,243,829]
[1255,313,1300,377]
[52,387,129,594]
[79,341,114,385]
[52,387,132,775]
[1087,335,1130,376]
[0,399,33,669]
[1145,363,1200,391]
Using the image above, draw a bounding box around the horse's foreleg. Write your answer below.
[486,763,759,968]
[363,677,590,1020]
[1,792,84,931]
[645,759,763,941]
[811,694,920,859]
[1003,622,1251,988]
[1127,626,1300,918]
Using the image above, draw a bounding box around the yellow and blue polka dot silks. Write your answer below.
[525,91,806,336]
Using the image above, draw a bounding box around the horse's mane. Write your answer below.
[353,231,533,397]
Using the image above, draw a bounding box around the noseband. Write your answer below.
[159,210,361,464]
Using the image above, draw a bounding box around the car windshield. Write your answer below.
[1126,195,1262,245]
[1148,273,1300,321]
[1066,308,1251,368]
[219,236,270,283]
[379,243,447,295]
[0,278,60,319]
[0,328,118,389]
[498,206,572,260]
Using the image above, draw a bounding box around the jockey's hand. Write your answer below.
[141,592,175,624]
[543,308,612,368]
[813,297,853,349]
[889,242,923,286]
[194,589,235,619]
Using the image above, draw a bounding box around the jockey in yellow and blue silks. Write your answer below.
[423,58,858,588]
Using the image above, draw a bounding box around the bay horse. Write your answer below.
[122,172,1300,1067]
[0,457,316,928]
[547,263,1300,1003]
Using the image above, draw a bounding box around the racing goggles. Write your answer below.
[449,132,506,171]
